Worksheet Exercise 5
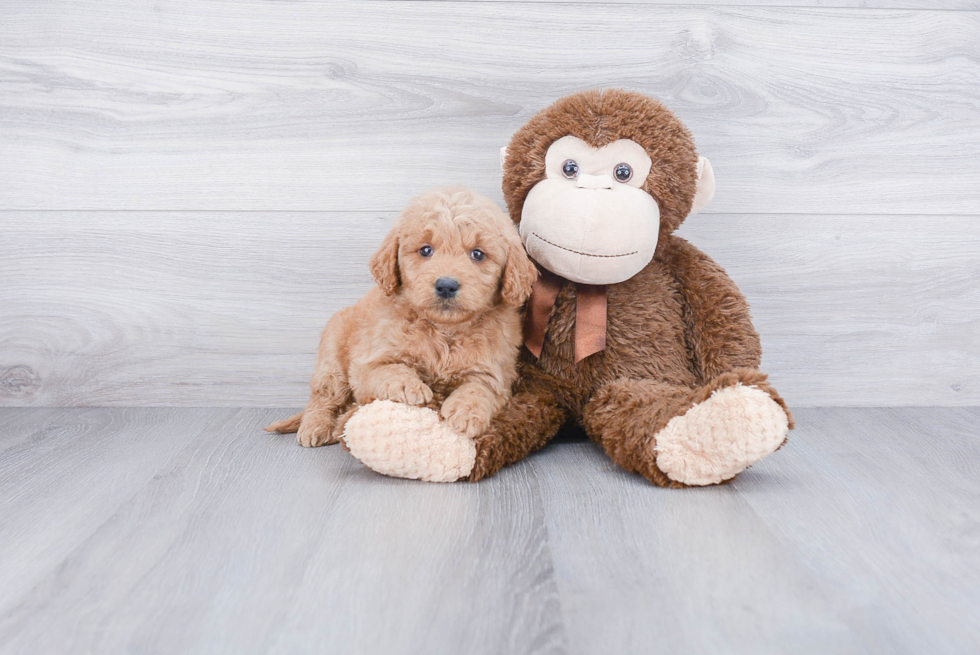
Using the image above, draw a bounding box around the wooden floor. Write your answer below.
[0,408,977,654]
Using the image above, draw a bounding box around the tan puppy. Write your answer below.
[266,187,537,448]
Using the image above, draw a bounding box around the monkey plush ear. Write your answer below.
[688,156,715,217]
[369,231,400,295]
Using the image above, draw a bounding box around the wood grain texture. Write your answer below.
[0,408,238,617]
[677,214,980,406]
[530,406,980,654]
[0,408,65,454]
[0,211,394,407]
[1,407,978,653]
[1,2,978,214]
[444,0,980,7]
[534,448,863,653]
[734,407,980,654]
[2,211,977,407]
[0,408,565,655]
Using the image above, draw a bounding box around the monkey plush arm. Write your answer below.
[662,236,763,383]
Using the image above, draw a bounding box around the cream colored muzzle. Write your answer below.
[519,180,661,285]
[503,136,714,286]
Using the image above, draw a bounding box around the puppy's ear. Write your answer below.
[369,231,400,295]
[501,228,537,307]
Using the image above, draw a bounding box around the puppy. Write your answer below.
[266,186,537,447]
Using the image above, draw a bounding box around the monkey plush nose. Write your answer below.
[434,277,460,299]
[576,173,615,190]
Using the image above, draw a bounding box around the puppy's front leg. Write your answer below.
[356,363,433,406]
[288,309,354,448]
[440,376,508,439]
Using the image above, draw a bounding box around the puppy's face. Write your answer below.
[370,187,537,324]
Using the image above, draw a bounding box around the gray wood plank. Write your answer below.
[0,408,565,655]
[0,211,393,407]
[529,407,980,654]
[0,408,238,616]
[0,408,64,453]
[265,451,564,655]
[438,0,980,7]
[530,442,868,654]
[1,2,978,214]
[677,214,980,406]
[1,212,977,407]
[1,407,978,654]
[731,407,980,654]
[0,408,356,654]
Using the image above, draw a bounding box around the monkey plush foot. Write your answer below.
[654,384,789,486]
[341,400,475,483]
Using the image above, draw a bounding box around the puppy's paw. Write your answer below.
[440,394,492,439]
[297,415,338,448]
[378,376,433,406]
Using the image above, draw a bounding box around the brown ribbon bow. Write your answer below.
[523,270,607,363]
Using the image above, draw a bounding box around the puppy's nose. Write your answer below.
[434,277,460,299]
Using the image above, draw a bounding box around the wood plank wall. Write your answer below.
[1,0,978,407]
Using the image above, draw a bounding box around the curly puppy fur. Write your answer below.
[470,89,793,486]
[266,186,537,447]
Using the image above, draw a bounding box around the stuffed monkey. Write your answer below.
[343,89,793,487]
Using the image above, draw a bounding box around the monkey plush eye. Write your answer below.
[614,163,633,183]
[561,159,579,179]
[419,245,433,257]
[470,249,485,262]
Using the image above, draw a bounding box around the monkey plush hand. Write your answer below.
[345,89,792,486]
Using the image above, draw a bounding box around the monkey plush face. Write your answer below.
[502,89,715,285]
[519,135,660,284]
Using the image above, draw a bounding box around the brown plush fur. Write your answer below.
[266,187,537,447]
[471,89,793,485]
[503,89,700,240]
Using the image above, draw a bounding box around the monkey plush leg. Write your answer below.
[342,401,477,483]
[583,369,791,487]
[468,388,567,481]
[341,387,566,483]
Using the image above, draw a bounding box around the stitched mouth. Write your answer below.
[529,232,638,259]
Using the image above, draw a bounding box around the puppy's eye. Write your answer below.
[419,245,433,257]
[470,249,485,262]
[561,159,579,179]
[614,163,633,183]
